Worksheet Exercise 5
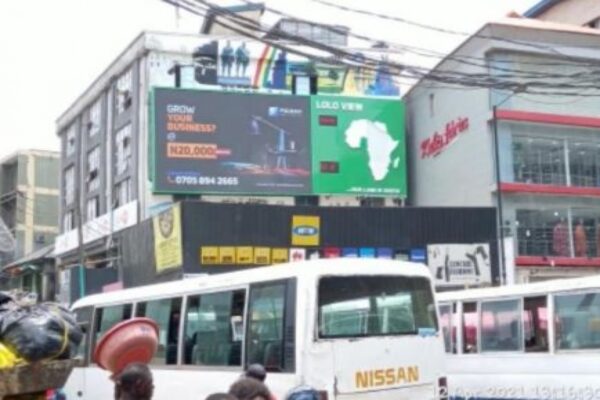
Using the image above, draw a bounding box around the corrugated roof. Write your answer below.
[3,245,54,271]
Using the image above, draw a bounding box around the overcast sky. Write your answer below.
[0,0,536,158]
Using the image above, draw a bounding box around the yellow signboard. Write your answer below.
[272,248,289,264]
[153,204,183,273]
[236,247,254,265]
[201,247,219,265]
[219,247,236,264]
[291,215,321,246]
[254,247,271,265]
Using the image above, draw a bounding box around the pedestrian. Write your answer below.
[285,386,320,400]
[244,364,267,382]
[113,363,154,400]
[229,377,271,400]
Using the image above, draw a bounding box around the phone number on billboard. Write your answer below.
[172,176,239,186]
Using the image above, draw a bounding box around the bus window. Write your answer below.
[481,299,521,352]
[439,304,451,353]
[74,306,93,363]
[318,276,437,338]
[184,290,245,367]
[136,298,182,365]
[523,296,548,352]
[93,304,132,355]
[462,302,478,354]
[246,280,295,372]
[555,292,600,350]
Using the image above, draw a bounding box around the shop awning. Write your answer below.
[2,245,55,273]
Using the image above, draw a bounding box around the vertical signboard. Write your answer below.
[151,88,311,195]
[427,244,492,287]
[153,204,183,273]
[311,96,406,196]
[291,215,321,246]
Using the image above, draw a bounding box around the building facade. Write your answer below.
[524,0,600,28]
[0,150,60,295]
[406,18,600,283]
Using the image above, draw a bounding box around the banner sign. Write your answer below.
[151,88,311,195]
[289,248,306,262]
[291,215,320,246]
[427,244,492,287]
[201,247,219,265]
[254,247,271,264]
[272,248,289,264]
[153,204,183,273]
[311,96,406,196]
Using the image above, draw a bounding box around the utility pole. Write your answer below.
[492,105,507,285]
[75,175,86,299]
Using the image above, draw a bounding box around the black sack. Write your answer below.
[0,303,83,362]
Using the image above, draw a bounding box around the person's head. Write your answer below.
[114,363,154,400]
[245,364,266,382]
[229,378,271,400]
[285,386,320,400]
[205,394,237,400]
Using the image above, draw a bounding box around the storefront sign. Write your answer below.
[427,243,491,287]
[55,201,139,256]
[420,117,469,159]
[254,247,271,264]
[153,204,183,273]
[201,247,220,265]
[359,248,376,258]
[324,247,341,258]
[291,215,321,246]
[377,248,393,259]
[342,248,358,258]
[272,248,289,264]
[236,247,254,265]
[219,247,235,264]
[289,248,306,262]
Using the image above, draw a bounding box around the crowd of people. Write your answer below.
[113,363,320,400]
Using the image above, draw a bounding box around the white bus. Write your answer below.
[64,259,446,400]
[438,276,600,400]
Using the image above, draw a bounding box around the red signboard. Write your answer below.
[420,117,469,159]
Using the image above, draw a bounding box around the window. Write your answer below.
[439,303,458,354]
[184,290,245,366]
[63,210,74,232]
[570,210,600,258]
[115,125,132,175]
[116,69,133,114]
[66,124,77,156]
[481,299,521,352]
[318,276,437,338]
[64,166,75,206]
[516,209,569,257]
[88,99,102,137]
[462,302,478,354]
[87,146,100,192]
[115,178,132,207]
[93,304,132,355]
[74,306,93,362]
[137,298,182,365]
[86,197,99,221]
[555,292,600,350]
[247,280,295,372]
[512,136,566,186]
[568,141,600,188]
[524,296,548,352]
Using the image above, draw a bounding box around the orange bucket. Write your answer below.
[93,318,159,375]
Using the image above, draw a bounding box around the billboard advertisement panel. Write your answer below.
[151,88,311,194]
[311,96,406,196]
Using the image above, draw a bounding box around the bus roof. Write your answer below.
[72,258,431,309]
[437,274,600,303]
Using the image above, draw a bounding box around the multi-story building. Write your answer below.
[524,0,600,28]
[53,18,406,287]
[0,150,59,296]
[406,17,600,283]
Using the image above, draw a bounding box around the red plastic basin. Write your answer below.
[93,317,159,375]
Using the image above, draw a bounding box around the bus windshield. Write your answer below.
[318,275,437,338]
